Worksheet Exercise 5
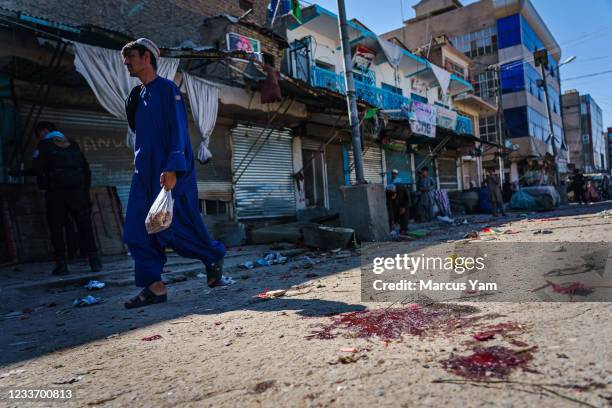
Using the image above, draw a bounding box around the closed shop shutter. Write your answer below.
[437,157,459,190]
[302,138,325,151]
[231,124,295,219]
[19,105,133,213]
[348,144,384,184]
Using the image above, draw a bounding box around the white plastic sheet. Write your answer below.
[73,42,179,149]
[182,72,219,163]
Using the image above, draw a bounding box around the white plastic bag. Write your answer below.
[145,188,174,234]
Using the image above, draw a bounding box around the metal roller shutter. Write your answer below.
[19,105,133,214]
[348,144,384,184]
[231,124,295,219]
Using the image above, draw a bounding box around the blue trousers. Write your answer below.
[128,196,225,288]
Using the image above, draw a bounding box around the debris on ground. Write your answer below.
[72,295,103,307]
[254,289,286,299]
[441,346,537,379]
[240,252,288,269]
[84,280,106,290]
[533,229,553,235]
[303,225,355,249]
[407,230,429,239]
[333,250,353,259]
[340,347,358,353]
[141,334,163,341]
[307,304,483,340]
[551,245,566,252]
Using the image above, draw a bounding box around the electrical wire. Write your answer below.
[563,70,612,82]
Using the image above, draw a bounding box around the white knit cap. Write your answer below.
[135,38,160,60]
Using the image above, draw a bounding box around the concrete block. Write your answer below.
[338,184,389,242]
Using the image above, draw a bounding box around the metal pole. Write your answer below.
[536,52,561,186]
[493,66,505,183]
[336,0,365,184]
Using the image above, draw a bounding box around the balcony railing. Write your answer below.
[309,66,473,135]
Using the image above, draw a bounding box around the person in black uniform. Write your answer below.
[13,122,102,275]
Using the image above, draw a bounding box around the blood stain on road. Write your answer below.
[441,346,537,379]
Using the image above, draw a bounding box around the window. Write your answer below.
[474,70,497,99]
[204,200,228,216]
[504,107,529,138]
[500,62,524,94]
[524,63,543,101]
[451,26,497,58]
[445,59,465,79]
[527,107,549,141]
[381,82,402,95]
[547,86,560,114]
[479,115,497,142]
[497,14,521,49]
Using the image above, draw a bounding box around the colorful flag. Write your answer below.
[290,0,302,23]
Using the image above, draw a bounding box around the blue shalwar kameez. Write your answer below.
[124,76,225,287]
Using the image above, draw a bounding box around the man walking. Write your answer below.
[485,168,506,217]
[11,122,101,275]
[121,38,228,309]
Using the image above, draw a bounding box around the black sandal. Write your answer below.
[207,259,229,288]
[124,287,167,309]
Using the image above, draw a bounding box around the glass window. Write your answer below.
[479,115,498,142]
[497,14,521,49]
[504,106,529,138]
[500,62,525,94]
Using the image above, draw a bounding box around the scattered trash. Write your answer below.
[441,346,536,379]
[473,331,496,341]
[334,250,352,259]
[72,295,103,307]
[340,347,358,353]
[533,229,553,235]
[551,245,566,252]
[407,230,428,239]
[254,289,286,299]
[240,252,288,269]
[84,280,105,290]
[106,333,119,339]
[196,272,206,278]
[141,334,162,341]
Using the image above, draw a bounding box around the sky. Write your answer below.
[302,0,612,128]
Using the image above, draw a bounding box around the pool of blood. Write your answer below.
[307,304,481,340]
[441,346,535,379]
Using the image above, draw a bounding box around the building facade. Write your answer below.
[561,90,608,173]
[383,0,568,183]
[608,127,612,174]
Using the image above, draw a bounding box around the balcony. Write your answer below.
[309,66,473,135]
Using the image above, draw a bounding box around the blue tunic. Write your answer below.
[123,76,224,275]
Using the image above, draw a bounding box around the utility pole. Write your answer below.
[534,48,561,187]
[336,0,365,184]
[491,65,505,183]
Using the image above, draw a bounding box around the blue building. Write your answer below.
[384,0,568,182]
